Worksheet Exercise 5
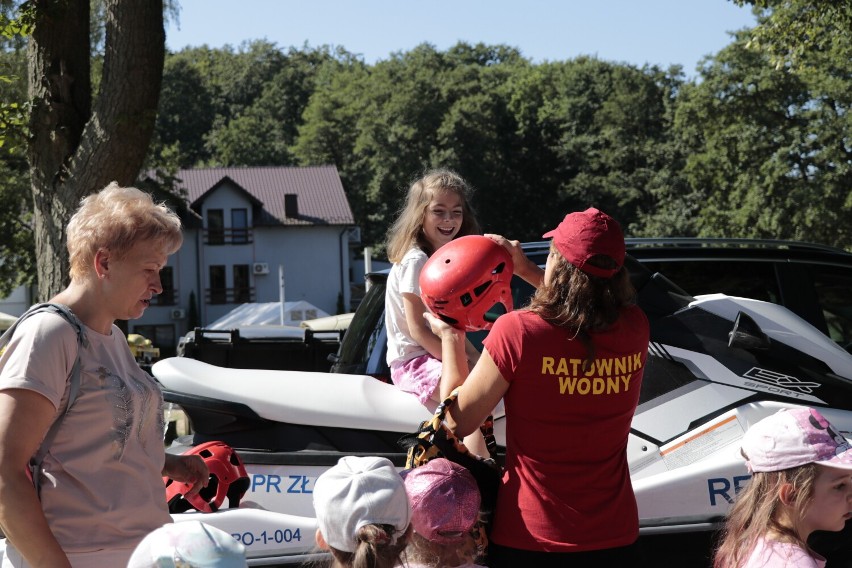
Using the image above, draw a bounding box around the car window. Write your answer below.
[335,276,387,374]
[811,266,852,351]
[640,260,781,303]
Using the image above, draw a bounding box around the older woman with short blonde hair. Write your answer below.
[0,182,207,568]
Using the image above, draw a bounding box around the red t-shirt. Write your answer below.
[484,306,649,552]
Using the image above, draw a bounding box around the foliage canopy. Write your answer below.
[1,0,851,299]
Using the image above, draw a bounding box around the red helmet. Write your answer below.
[420,235,514,331]
[164,441,250,513]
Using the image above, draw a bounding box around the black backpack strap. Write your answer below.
[0,303,88,496]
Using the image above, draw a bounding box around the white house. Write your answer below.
[0,165,359,356]
[129,165,358,356]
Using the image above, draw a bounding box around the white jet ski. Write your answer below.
[155,264,852,566]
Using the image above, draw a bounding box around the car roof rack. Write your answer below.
[623,237,850,255]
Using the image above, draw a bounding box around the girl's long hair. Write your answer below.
[385,169,480,263]
[326,524,411,568]
[712,464,818,568]
[527,246,635,367]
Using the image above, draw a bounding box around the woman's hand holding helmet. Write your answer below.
[162,453,209,498]
[423,312,464,341]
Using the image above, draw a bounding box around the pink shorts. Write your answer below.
[390,354,443,405]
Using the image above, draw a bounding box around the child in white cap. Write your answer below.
[714,407,852,568]
[126,520,246,568]
[398,458,486,568]
[313,456,412,568]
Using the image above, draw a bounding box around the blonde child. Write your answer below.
[384,169,486,453]
[312,456,412,568]
[714,407,852,568]
[398,458,486,568]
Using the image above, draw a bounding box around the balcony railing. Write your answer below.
[151,289,178,306]
[205,287,255,305]
[204,228,254,245]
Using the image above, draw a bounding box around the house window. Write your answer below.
[208,265,226,304]
[154,266,176,306]
[207,209,224,245]
[232,208,248,244]
[234,264,251,303]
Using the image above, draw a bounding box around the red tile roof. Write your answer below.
[175,165,354,226]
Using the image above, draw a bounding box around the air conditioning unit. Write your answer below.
[253,262,270,275]
[170,308,185,320]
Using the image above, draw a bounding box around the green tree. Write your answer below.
[186,289,199,330]
[348,44,453,247]
[297,43,536,248]
[149,42,340,168]
[292,52,374,234]
[732,1,852,71]
[489,58,685,240]
[0,1,32,151]
[149,56,215,168]
[0,7,35,297]
[624,67,695,238]
[293,42,683,249]
[431,48,536,238]
[673,29,852,248]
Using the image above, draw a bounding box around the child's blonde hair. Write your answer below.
[400,530,482,567]
[712,462,819,568]
[66,182,183,281]
[327,524,412,568]
[385,169,480,263]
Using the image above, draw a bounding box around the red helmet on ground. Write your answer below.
[419,235,514,331]
[164,441,250,513]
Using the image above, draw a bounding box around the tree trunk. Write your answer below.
[28,0,165,300]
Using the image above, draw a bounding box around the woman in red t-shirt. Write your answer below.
[426,208,650,568]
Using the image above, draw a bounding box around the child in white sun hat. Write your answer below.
[312,456,412,568]
[126,520,246,568]
[713,407,852,568]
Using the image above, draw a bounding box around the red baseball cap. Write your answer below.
[542,208,625,278]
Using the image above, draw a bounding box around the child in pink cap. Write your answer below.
[398,459,486,568]
[714,407,852,568]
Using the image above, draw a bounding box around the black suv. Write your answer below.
[330,238,852,379]
[626,238,852,349]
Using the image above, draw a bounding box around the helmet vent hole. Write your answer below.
[492,262,507,274]
[460,293,473,307]
[199,476,219,503]
[473,282,492,297]
[438,314,459,326]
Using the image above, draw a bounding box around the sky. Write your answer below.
[165,1,758,77]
